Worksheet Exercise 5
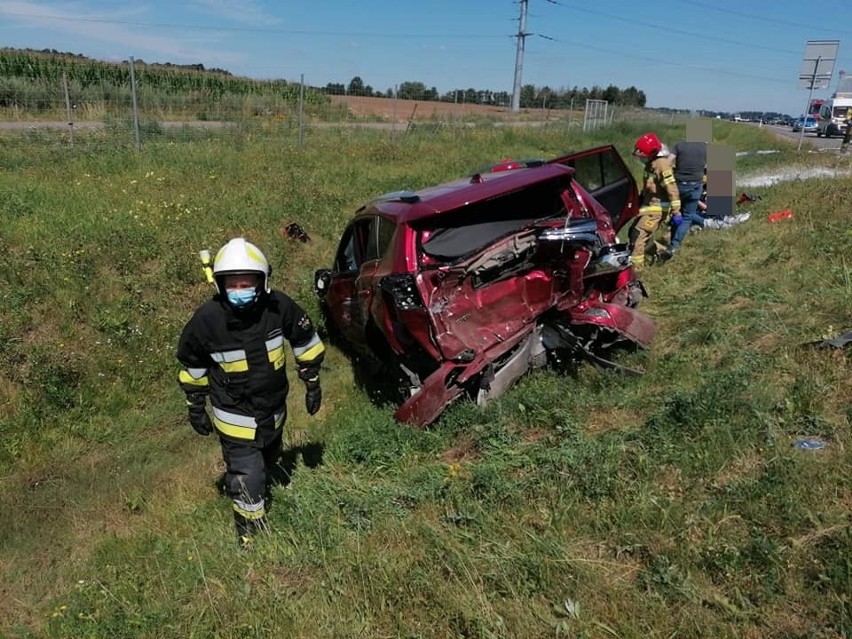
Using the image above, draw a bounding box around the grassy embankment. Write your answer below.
[0,120,849,638]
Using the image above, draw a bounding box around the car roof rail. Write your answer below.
[370,190,421,204]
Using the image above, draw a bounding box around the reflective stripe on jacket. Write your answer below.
[176,290,325,441]
[642,156,681,212]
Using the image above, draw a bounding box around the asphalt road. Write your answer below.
[758,123,844,151]
[0,120,230,130]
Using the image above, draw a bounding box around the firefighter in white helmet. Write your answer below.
[176,237,325,546]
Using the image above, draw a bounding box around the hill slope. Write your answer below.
[0,121,848,638]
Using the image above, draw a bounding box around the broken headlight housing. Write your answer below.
[380,273,424,311]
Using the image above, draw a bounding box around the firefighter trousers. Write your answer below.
[628,206,665,266]
[219,425,283,538]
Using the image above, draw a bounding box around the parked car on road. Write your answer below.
[314,146,656,427]
[792,116,818,133]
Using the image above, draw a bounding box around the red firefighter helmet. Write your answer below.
[633,133,663,160]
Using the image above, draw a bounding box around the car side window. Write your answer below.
[365,216,396,262]
[334,219,378,273]
[334,227,358,273]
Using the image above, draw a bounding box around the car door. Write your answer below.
[326,218,372,348]
[549,145,639,231]
[361,214,398,329]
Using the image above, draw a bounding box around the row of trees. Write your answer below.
[325,77,647,109]
[2,48,647,114]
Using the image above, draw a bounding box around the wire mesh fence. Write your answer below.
[0,62,695,153]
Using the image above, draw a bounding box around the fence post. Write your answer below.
[298,74,305,148]
[454,90,459,138]
[62,72,74,147]
[129,56,141,151]
[391,85,398,139]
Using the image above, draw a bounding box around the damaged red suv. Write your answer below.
[315,145,655,427]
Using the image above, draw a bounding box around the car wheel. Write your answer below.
[319,304,344,345]
[817,129,822,137]
[360,321,426,404]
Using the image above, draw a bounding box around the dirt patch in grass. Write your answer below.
[330,95,567,124]
[439,435,479,463]
[521,427,549,443]
[711,450,766,490]
[584,407,640,434]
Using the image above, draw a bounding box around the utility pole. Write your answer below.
[511,0,529,113]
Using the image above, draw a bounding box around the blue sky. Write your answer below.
[2,0,852,116]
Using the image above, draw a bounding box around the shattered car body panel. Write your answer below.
[315,145,655,427]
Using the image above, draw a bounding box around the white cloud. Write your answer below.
[191,0,281,25]
[0,0,246,67]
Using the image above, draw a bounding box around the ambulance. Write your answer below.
[817,77,852,138]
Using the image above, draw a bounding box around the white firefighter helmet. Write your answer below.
[212,237,271,294]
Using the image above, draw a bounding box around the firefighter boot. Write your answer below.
[234,512,268,549]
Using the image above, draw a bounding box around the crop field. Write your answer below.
[0,120,849,638]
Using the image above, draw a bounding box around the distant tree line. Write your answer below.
[325,76,647,108]
[1,48,649,116]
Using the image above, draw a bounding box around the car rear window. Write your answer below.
[418,178,571,261]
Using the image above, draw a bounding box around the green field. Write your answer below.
[0,120,849,638]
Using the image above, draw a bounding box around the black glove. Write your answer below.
[188,406,213,436]
[305,379,322,416]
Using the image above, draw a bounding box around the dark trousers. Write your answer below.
[219,426,283,535]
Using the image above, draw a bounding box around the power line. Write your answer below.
[525,38,790,85]
[679,0,852,37]
[523,0,797,86]
[547,2,798,56]
[0,4,800,94]
[0,10,504,39]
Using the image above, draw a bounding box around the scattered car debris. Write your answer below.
[807,329,852,350]
[767,210,793,222]
[793,438,828,450]
[284,222,311,242]
[736,192,762,205]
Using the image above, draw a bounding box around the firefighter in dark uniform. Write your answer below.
[176,237,325,546]
[627,132,681,268]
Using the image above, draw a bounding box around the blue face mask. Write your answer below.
[226,289,257,308]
